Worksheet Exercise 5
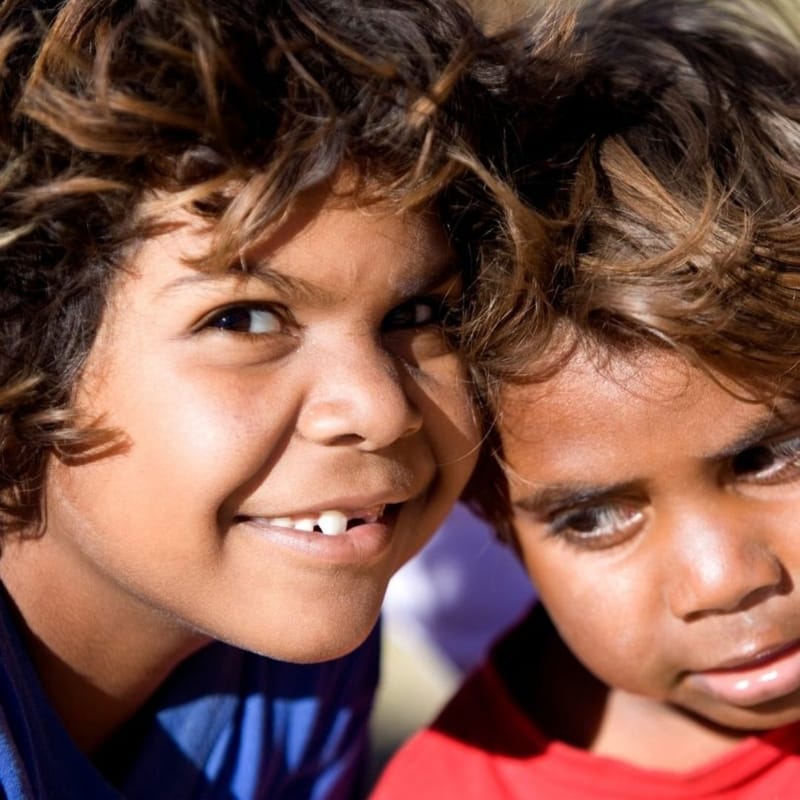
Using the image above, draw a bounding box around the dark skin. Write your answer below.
[498,604,754,759]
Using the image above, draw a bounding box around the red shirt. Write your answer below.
[372,613,800,799]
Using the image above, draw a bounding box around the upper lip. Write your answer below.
[700,639,800,673]
[237,491,412,521]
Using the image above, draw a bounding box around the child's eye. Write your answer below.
[202,304,284,335]
[547,503,645,550]
[732,434,800,485]
[382,296,454,331]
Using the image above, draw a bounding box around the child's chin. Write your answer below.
[226,607,381,665]
[682,695,800,735]
[278,632,375,664]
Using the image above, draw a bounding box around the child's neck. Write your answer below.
[0,535,209,756]
[589,689,746,771]
[503,606,749,772]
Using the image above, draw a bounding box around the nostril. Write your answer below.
[296,386,421,449]
[677,556,791,623]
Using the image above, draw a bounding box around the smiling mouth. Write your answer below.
[236,505,388,536]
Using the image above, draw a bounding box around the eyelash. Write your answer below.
[382,295,456,332]
[546,503,645,550]
[542,433,800,551]
[731,434,800,485]
[199,294,456,334]
[199,303,290,337]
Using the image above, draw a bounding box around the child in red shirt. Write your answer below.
[373,0,800,797]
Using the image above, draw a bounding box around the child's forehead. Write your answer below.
[495,344,800,506]
[130,179,445,275]
[498,344,765,438]
[112,186,453,313]
[499,351,800,507]
[501,345,688,403]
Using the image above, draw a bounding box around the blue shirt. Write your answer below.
[0,585,379,799]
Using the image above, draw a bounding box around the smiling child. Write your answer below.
[0,0,516,796]
[372,0,800,797]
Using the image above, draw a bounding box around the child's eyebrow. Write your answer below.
[700,402,800,460]
[158,265,337,305]
[158,254,460,302]
[512,404,800,515]
[512,483,634,515]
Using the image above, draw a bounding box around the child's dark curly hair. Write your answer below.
[0,0,523,533]
[459,0,800,537]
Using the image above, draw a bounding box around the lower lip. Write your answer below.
[233,506,402,566]
[690,641,800,707]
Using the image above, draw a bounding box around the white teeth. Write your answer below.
[317,510,348,536]
[262,505,385,534]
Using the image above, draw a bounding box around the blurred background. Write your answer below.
[368,503,535,785]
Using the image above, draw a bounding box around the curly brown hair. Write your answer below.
[460,0,800,533]
[0,0,526,533]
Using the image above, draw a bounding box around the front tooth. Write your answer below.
[270,517,292,529]
[294,518,316,532]
[318,510,348,536]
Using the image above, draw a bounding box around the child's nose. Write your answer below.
[296,341,423,450]
[665,502,785,621]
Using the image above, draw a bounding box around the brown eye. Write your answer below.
[731,445,776,476]
[732,435,800,484]
[548,503,645,550]
[382,297,452,331]
[204,305,282,334]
